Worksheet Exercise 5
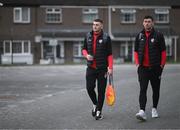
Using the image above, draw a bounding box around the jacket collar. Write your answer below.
[90,30,103,37]
[141,28,155,36]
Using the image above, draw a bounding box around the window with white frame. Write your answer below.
[82,8,98,23]
[24,41,29,53]
[14,7,30,23]
[73,42,83,57]
[46,8,62,23]
[165,38,172,56]
[4,41,11,54]
[121,9,136,23]
[155,9,169,23]
[3,40,31,54]
[13,41,22,53]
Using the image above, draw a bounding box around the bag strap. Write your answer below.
[108,74,114,87]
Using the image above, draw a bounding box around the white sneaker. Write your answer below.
[136,110,147,121]
[152,108,159,118]
[92,105,96,117]
[95,111,103,120]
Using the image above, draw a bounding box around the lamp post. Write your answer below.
[0,2,3,64]
[10,28,14,64]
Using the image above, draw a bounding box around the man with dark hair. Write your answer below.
[93,18,103,23]
[134,15,166,121]
[82,19,113,120]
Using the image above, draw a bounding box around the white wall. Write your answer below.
[1,54,33,64]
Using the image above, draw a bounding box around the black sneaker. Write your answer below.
[95,111,103,120]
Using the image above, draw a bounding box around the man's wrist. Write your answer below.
[160,64,164,68]
[108,67,113,70]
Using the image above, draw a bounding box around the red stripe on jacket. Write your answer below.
[142,31,150,66]
[161,50,166,65]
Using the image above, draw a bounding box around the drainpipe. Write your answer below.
[108,6,135,42]
[174,36,179,62]
[108,6,115,40]
[10,28,14,64]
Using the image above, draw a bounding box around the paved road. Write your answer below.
[0,64,179,129]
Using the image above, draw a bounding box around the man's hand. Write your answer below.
[160,65,164,69]
[86,55,93,61]
[136,64,139,67]
[108,68,113,75]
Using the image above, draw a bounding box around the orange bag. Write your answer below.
[106,74,115,106]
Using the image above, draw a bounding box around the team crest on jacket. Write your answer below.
[99,39,103,44]
[151,38,155,43]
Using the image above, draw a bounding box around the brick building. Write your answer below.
[0,0,179,64]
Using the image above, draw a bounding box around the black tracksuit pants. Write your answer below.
[86,67,107,112]
[138,65,163,111]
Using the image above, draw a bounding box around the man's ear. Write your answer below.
[101,24,103,29]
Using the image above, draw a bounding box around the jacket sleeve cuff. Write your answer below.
[134,51,139,65]
[82,49,88,58]
[161,50,166,65]
[108,55,113,69]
